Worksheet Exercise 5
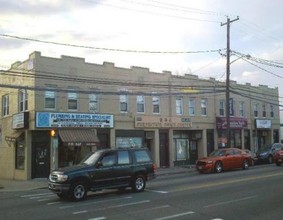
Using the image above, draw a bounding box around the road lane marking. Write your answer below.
[172,172,283,192]
[88,217,106,220]
[73,210,88,215]
[47,201,62,205]
[153,211,195,220]
[108,200,150,208]
[21,192,53,198]
[146,189,169,194]
[204,195,258,208]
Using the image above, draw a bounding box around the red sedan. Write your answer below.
[196,148,252,173]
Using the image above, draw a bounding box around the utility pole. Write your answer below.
[221,16,239,148]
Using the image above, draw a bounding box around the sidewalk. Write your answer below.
[0,165,195,192]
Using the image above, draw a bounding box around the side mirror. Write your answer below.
[96,161,102,168]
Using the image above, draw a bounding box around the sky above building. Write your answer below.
[1,0,283,108]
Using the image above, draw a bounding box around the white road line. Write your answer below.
[109,200,150,208]
[21,192,53,198]
[204,195,258,208]
[73,210,88,215]
[88,217,106,220]
[47,201,62,205]
[153,211,195,220]
[29,194,55,199]
[59,196,132,209]
[146,189,169,194]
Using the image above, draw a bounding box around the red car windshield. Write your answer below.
[209,149,226,157]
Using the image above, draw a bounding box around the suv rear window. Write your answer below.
[134,150,151,163]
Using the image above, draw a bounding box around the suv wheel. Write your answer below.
[70,182,87,201]
[132,175,146,192]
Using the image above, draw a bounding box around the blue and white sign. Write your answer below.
[36,112,114,128]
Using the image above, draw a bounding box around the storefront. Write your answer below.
[216,117,248,148]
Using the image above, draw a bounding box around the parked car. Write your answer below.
[256,143,283,164]
[196,148,252,174]
[273,147,283,166]
[48,147,156,201]
[243,149,258,166]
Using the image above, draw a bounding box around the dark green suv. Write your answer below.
[48,148,156,201]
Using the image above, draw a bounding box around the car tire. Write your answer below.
[70,182,87,201]
[214,161,223,173]
[132,174,146,192]
[268,155,273,164]
[243,159,249,170]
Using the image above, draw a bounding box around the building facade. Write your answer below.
[0,51,280,180]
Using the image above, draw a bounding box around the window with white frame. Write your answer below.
[239,101,244,117]
[137,95,145,113]
[189,98,195,116]
[45,90,56,109]
[201,99,207,116]
[270,104,274,118]
[176,97,183,115]
[2,94,9,116]
[262,103,266,117]
[219,100,225,116]
[254,103,259,117]
[89,94,99,112]
[19,89,28,112]
[152,96,160,114]
[120,94,128,112]
[68,92,78,110]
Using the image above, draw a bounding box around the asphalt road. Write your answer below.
[1,164,283,220]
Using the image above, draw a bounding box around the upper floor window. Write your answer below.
[239,101,244,117]
[262,103,266,117]
[45,90,56,109]
[201,99,207,116]
[2,94,9,116]
[152,96,160,114]
[68,92,78,110]
[89,94,99,113]
[219,100,225,116]
[189,98,195,116]
[176,97,183,115]
[120,94,128,113]
[137,95,145,113]
[270,104,274,118]
[254,103,259,117]
[19,89,28,112]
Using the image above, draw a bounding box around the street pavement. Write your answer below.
[0,165,195,192]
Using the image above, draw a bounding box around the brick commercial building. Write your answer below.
[0,51,280,180]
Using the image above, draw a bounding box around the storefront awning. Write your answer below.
[58,129,99,147]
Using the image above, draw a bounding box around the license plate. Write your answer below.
[278,159,282,162]
[198,166,202,170]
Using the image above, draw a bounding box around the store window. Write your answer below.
[189,98,195,116]
[262,103,266,117]
[15,142,25,170]
[152,96,160,114]
[68,92,78,110]
[120,94,128,113]
[176,97,183,115]
[89,94,99,112]
[175,139,188,160]
[45,90,56,109]
[2,94,9,116]
[137,95,145,113]
[19,89,28,112]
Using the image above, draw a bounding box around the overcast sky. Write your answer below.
[1,0,283,107]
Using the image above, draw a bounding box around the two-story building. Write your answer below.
[0,51,280,180]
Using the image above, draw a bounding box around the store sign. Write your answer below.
[36,112,114,128]
[216,117,247,129]
[135,116,192,128]
[12,112,29,129]
[255,119,271,129]
[116,137,142,148]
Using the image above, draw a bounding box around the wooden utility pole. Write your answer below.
[221,16,239,148]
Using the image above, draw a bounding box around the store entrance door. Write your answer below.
[33,143,50,178]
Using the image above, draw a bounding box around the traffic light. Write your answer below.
[50,129,56,137]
